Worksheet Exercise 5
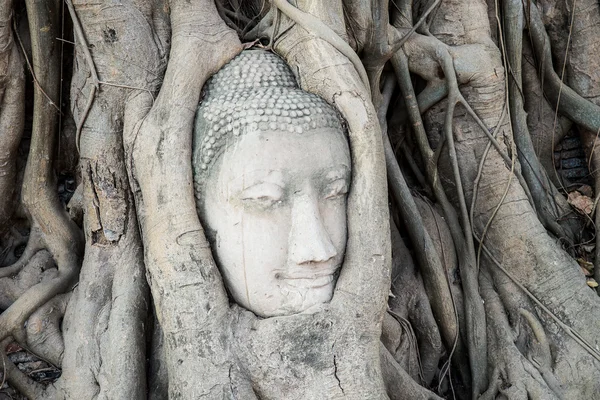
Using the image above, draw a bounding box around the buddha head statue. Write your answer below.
[193,49,350,318]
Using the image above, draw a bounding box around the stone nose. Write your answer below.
[288,194,337,265]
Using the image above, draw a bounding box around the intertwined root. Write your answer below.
[0,1,82,397]
[2,0,600,399]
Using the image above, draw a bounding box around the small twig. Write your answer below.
[99,80,155,98]
[64,0,98,89]
[55,37,75,45]
[13,20,61,113]
[471,101,508,269]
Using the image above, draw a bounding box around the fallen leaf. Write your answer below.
[5,342,22,354]
[568,191,594,215]
[577,258,594,272]
[587,278,599,288]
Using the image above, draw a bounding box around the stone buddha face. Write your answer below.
[193,50,350,317]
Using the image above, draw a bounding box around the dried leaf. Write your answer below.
[577,258,594,271]
[568,191,594,215]
[586,278,599,288]
[5,342,22,354]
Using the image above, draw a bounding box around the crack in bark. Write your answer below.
[332,344,344,395]
[228,365,236,399]
[87,163,106,246]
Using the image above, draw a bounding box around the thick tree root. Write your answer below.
[526,3,600,133]
[381,343,443,400]
[503,0,575,241]
[0,1,82,391]
[392,46,488,397]
[126,1,243,397]
[0,250,54,310]
[386,220,444,386]
[24,293,70,367]
[0,1,24,233]
[0,226,43,279]
[479,271,564,400]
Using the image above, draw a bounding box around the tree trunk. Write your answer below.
[1,0,600,399]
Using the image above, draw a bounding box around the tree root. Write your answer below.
[380,73,458,364]
[0,226,43,279]
[476,236,600,363]
[502,0,574,242]
[380,343,443,400]
[127,1,242,397]
[272,0,370,93]
[384,135,460,372]
[0,250,55,310]
[391,47,488,397]
[25,293,70,367]
[521,40,571,189]
[479,270,565,400]
[0,0,82,367]
[542,0,600,295]
[0,1,25,232]
[387,220,444,386]
[526,3,600,134]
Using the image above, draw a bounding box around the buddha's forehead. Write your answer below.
[217,128,350,186]
[193,49,347,203]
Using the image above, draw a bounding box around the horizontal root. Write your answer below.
[24,293,70,367]
[0,226,43,279]
[0,250,54,310]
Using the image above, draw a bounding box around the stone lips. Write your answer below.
[193,49,345,199]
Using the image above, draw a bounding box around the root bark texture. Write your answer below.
[3,0,600,399]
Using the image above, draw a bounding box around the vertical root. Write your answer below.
[0,0,82,348]
[502,0,572,241]
[0,2,25,232]
[392,48,488,396]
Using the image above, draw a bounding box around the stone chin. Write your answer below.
[270,277,338,317]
